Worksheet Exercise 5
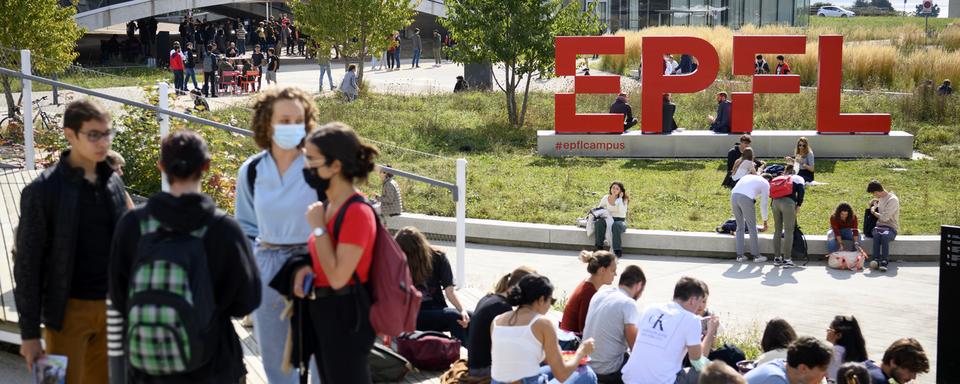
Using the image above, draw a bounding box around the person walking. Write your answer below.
[109,130,261,383]
[266,47,280,86]
[731,174,771,263]
[252,44,265,92]
[14,100,130,384]
[433,30,443,67]
[236,87,322,384]
[317,47,334,92]
[411,28,423,68]
[184,42,200,91]
[290,122,383,383]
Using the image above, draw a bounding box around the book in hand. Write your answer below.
[33,355,67,384]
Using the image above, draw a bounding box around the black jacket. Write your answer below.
[710,100,732,133]
[109,192,261,383]
[609,99,634,123]
[13,151,129,340]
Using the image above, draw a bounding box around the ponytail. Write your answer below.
[579,250,615,275]
[493,266,536,294]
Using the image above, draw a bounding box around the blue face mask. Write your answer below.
[272,123,305,150]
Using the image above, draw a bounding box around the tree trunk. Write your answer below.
[518,72,534,127]
[1,75,15,119]
[504,65,518,126]
[358,36,367,83]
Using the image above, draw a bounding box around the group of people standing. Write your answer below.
[724,134,900,272]
[13,87,388,383]
[372,29,450,71]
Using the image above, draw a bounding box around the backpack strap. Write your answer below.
[246,152,268,199]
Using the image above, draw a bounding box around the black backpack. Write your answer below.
[792,225,809,265]
[863,207,878,238]
[370,343,411,382]
[763,164,785,176]
[125,209,221,375]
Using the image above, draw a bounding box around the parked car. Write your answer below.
[817,6,856,17]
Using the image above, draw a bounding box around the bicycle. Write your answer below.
[0,95,58,142]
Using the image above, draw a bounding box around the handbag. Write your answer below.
[397,331,461,371]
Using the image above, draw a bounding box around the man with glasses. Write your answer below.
[14,99,130,384]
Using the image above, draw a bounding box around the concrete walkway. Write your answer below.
[0,240,940,383]
[435,241,940,384]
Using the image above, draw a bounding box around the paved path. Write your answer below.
[433,241,940,384]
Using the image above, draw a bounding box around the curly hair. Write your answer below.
[249,86,319,149]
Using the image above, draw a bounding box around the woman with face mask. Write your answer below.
[292,122,380,383]
[235,86,321,384]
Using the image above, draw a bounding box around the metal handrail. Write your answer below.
[0,66,253,136]
[0,66,460,200]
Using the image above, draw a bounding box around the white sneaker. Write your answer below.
[736,255,748,262]
[753,256,768,263]
[773,256,784,266]
[782,259,795,268]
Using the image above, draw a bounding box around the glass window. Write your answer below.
[761,0,778,25]
[743,0,761,26]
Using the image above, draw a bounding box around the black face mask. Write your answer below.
[302,167,329,201]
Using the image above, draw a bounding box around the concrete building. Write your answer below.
[583,0,810,32]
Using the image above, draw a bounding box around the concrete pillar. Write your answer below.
[950,0,959,18]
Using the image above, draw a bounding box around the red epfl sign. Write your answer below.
[554,35,891,134]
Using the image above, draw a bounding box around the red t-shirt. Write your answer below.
[559,280,598,334]
[309,195,376,287]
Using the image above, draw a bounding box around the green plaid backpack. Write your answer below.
[125,209,221,376]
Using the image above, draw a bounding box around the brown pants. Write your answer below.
[43,299,108,384]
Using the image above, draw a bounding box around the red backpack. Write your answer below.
[396,331,461,371]
[333,195,421,337]
[769,175,794,199]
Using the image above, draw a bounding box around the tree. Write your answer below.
[811,2,834,8]
[0,0,83,118]
[853,0,870,8]
[915,3,940,16]
[291,0,415,84]
[870,0,894,10]
[442,0,603,127]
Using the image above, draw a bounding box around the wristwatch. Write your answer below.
[313,227,327,238]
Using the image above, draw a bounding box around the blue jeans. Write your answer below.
[412,48,421,67]
[492,365,598,384]
[416,307,472,344]
[827,228,861,253]
[318,63,333,91]
[870,226,897,263]
[393,48,401,67]
[253,245,320,384]
[185,68,199,90]
[172,70,184,92]
[238,40,246,55]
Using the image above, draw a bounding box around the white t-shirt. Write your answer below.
[621,301,702,384]
[582,287,640,375]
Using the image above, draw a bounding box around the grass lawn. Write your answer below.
[810,15,960,34]
[199,90,959,236]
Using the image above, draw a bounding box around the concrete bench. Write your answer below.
[388,213,939,261]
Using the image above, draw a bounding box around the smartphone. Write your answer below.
[302,272,315,296]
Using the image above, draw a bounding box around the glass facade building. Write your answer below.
[584,0,810,32]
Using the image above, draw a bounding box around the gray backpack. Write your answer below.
[370,343,411,382]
